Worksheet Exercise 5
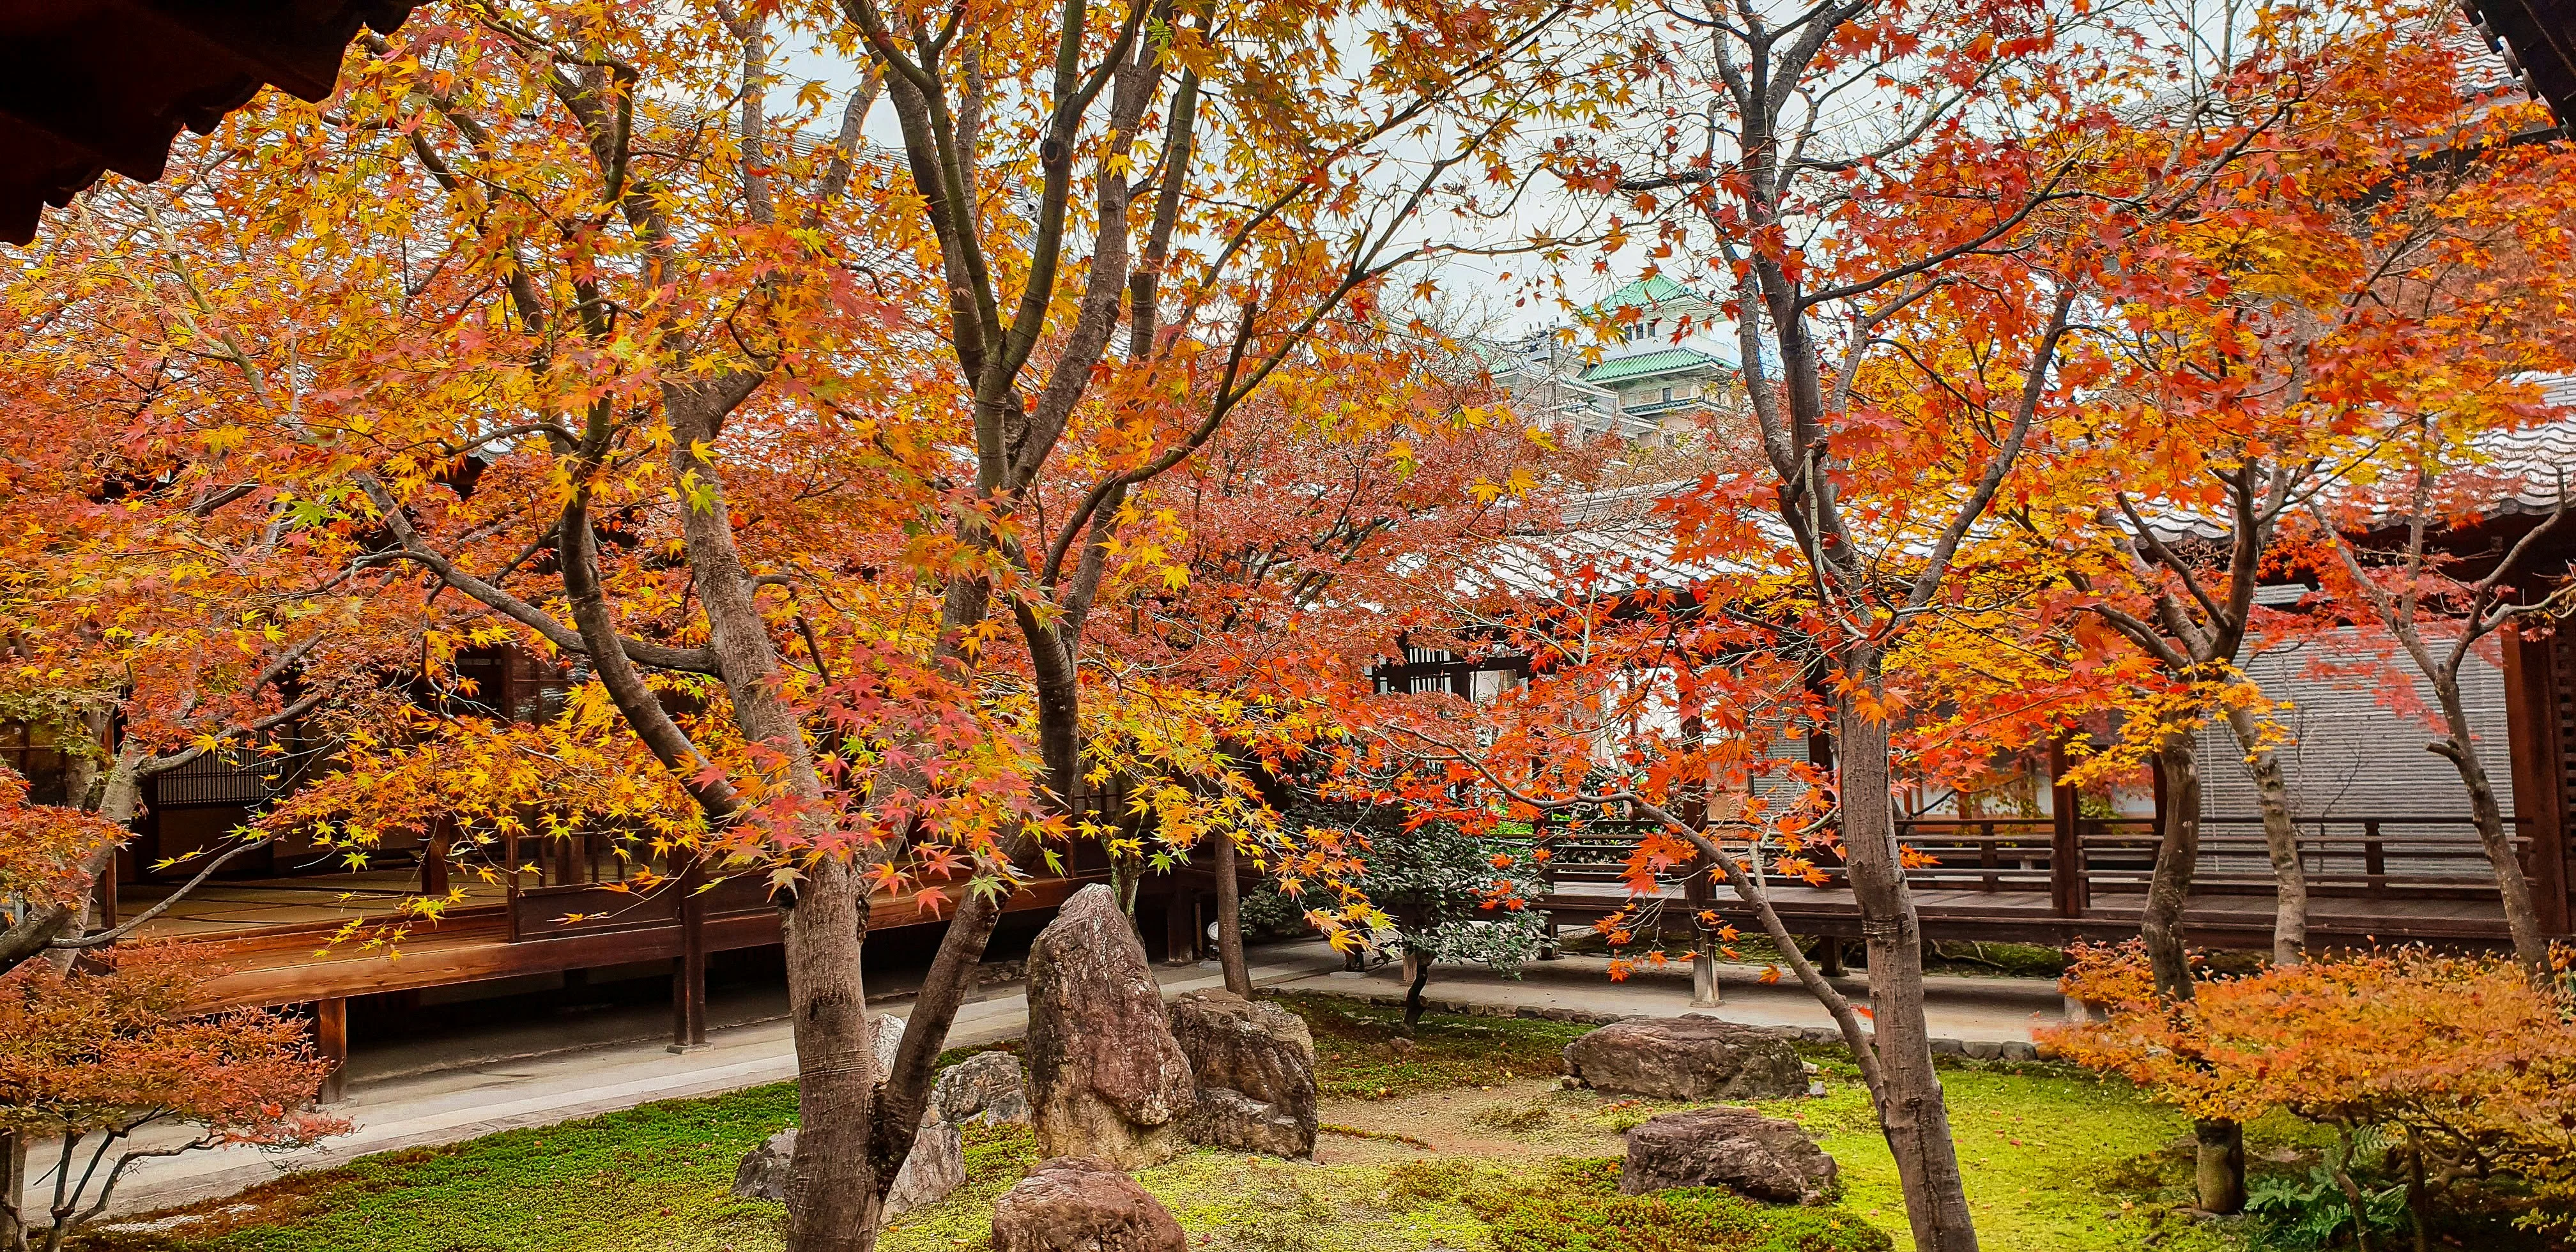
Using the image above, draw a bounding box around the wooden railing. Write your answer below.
[1522,810,2554,919]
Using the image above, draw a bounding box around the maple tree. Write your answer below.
[0,945,348,1252]
[0,1,1606,1248]
[2288,201,2576,974]
[2046,942,2576,1245]
[0,275,448,975]
[1443,0,2236,1244]
[2033,0,2576,991]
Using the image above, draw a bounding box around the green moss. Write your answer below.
[1461,1157,1892,1252]
[1271,991,1588,1100]
[83,1000,2283,1252]
[80,1083,802,1252]
[1753,1065,2247,1252]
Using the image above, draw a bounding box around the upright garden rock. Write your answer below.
[727,1123,967,1221]
[883,1118,967,1218]
[1562,1014,1806,1101]
[928,1050,1031,1127]
[870,1014,907,1078]
[1621,1106,1840,1205]
[1169,988,1318,1158]
[991,1156,1188,1252]
[731,1129,797,1202]
[1025,884,1196,1168]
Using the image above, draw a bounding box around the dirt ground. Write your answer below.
[1311,1078,1698,1166]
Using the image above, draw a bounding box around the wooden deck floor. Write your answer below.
[139,872,1101,1009]
[1542,882,2516,949]
[121,870,507,938]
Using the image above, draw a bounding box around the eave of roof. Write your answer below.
[1,0,420,245]
[2459,0,2576,124]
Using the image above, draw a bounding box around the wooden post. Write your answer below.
[315,997,348,1104]
[2048,738,2086,919]
[670,857,708,1051]
[1163,890,1198,965]
[2503,628,2572,936]
[93,850,117,929]
[1684,859,1719,1007]
[1818,937,1846,977]
[420,816,451,898]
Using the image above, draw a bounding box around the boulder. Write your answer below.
[728,1122,967,1221]
[1169,989,1318,1158]
[1621,1106,1840,1205]
[929,1050,1031,1127]
[871,1014,906,1078]
[1025,884,1197,1168]
[731,1129,796,1202]
[1562,1014,1807,1101]
[992,1156,1188,1252]
[884,1118,967,1218]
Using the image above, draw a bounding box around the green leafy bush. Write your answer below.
[1238,883,1312,942]
[2245,1168,2408,1250]
[1460,1159,1893,1252]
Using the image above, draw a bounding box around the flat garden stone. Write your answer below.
[992,1156,1188,1252]
[1561,1014,1807,1101]
[1621,1106,1840,1205]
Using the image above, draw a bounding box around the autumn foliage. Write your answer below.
[2044,943,2576,1237]
[0,946,346,1251]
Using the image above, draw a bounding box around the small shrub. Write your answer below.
[2246,1167,2408,1250]
[1238,884,1312,942]
[1381,1160,1475,1212]
[2044,943,2576,1240]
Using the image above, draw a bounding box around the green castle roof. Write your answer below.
[1579,347,1731,386]
[1594,275,1698,312]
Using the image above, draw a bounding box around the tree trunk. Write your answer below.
[2142,736,2202,1001]
[781,861,885,1252]
[664,407,893,1252]
[1,1129,24,1252]
[1402,955,1430,1033]
[1213,834,1251,996]
[2146,735,2246,1214]
[2430,678,2549,972]
[2195,1119,2246,1215]
[2220,705,2307,965]
[1836,678,1980,1252]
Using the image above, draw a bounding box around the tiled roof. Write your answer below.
[1581,348,1731,386]
[1595,275,1696,312]
[2136,375,2576,543]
